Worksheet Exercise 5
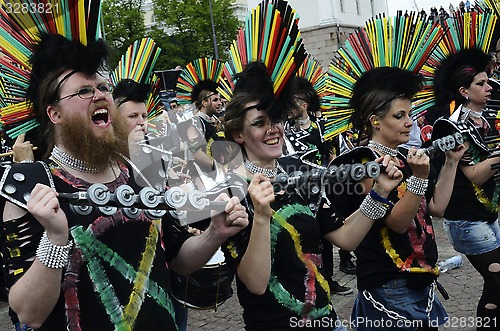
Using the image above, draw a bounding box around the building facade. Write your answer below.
[246,0,388,67]
[142,0,388,68]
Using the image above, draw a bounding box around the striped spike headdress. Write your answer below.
[219,0,307,122]
[0,0,106,147]
[426,10,497,119]
[110,38,163,121]
[475,0,500,54]
[176,57,224,107]
[324,12,445,140]
[294,55,334,115]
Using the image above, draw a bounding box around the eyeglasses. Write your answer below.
[54,83,113,103]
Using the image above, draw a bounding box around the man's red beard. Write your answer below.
[59,114,129,169]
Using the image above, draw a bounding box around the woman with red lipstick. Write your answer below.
[221,62,404,331]
[433,48,500,327]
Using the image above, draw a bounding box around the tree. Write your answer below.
[102,0,148,68]
[151,0,241,70]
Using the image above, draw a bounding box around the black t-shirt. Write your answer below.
[442,118,499,222]
[222,174,343,331]
[355,148,439,290]
[1,160,191,330]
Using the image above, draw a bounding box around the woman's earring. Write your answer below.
[373,120,379,125]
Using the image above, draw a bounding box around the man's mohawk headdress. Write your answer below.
[176,57,224,105]
[295,55,334,115]
[110,38,163,121]
[0,0,105,139]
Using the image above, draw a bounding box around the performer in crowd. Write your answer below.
[0,3,248,330]
[176,58,227,191]
[285,60,356,295]
[328,13,466,330]
[219,2,403,330]
[435,48,500,328]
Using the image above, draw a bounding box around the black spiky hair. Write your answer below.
[433,48,491,107]
[27,33,109,117]
[291,76,320,116]
[349,67,423,134]
[191,79,219,103]
[232,61,295,123]
[113,78,151,107]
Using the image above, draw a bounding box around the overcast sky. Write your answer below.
[387,0,463,15]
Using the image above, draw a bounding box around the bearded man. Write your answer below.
[0,33,248,331]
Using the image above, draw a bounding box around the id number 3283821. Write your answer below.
[4,2,58,14]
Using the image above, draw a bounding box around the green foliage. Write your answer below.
[152,0,241,70]
[102,0,148,68]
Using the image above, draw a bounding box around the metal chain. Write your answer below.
[362,282,435,322]
[362,290,410,321]
[425,282,436,320]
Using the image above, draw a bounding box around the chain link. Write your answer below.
[362,282,436,322]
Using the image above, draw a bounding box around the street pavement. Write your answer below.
[0,218,485,330]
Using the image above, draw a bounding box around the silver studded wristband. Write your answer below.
[360,194,389,220]
[36,231,73,269]
[406,176,429,196]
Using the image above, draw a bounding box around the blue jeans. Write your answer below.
[443,219,500,255]
[352,278,447,330]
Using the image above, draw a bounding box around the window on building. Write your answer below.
[340,0,345,13]
[355,0,360,15]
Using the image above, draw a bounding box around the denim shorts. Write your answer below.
[351,278,447,330]
[443,219,500,256]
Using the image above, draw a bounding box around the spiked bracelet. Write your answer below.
[360,194,389,220]
[36,231,73,269]
[406,176,429,196]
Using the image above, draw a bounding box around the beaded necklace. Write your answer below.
[51,145,101,173]
[368,140,398,157]
[243,156,279,178]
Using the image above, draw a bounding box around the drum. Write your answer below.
[171,248,234,310]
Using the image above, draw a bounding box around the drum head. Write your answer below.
[206,248,225,265]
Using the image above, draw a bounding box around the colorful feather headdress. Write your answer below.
[176,57,224,105]
[110,38,162,120]
[425,10,497,114]
[218,0,306,120]
[324,12,445,140]
[295,55,334,113]
[0,0,104,139]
